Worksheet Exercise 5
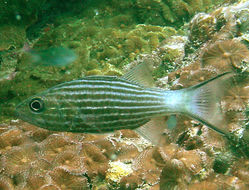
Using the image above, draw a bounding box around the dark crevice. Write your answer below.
[83,173,92,190]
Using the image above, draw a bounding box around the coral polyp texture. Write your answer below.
[0,0,249,189]
[201,40,249,72]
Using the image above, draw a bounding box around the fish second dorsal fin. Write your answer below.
[135,116,167,145]
[122,60,155,88]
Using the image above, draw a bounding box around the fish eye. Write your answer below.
[29,98,44,113]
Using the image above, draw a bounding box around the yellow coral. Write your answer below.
[106,160,133,183]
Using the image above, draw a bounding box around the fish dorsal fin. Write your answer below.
[122,61,155,87]
[135,116,167,145]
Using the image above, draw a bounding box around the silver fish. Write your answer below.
[16,63,235,144]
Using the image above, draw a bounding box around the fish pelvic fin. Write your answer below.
[182,72,236,137]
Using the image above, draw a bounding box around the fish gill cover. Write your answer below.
[0,0,249,189]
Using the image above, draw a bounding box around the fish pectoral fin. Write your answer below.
[122,60,155,88]
[134,116,167,146]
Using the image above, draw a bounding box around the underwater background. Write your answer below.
[0,0,249,189]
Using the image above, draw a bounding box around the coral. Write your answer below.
[213,152,233,174]
[93,138,118,159]
[176,149,206,175]
[222,83,249,112]
[29,158,52,176]
[185,1,249,56]
[171,68,218,89]
[198,126,227,153]
[135,0,166,25]
[231,158,249,182]
[235,8,249,34]
[186,13,217,52]
[0,121,106,188]
[53,150,86,174]
[214,174,248,189]
[106,129,148,161]
[105,147,161,189]
[79,143,109,178]
[106,160,133,184]
[119,173,143,190]
[2,144,39,175]
[0,176,14,189]
[188,181,219,190]
[26,127,53,143]
[49,167,89,190]
[39,184,61,190]
[39,134,80,162]
[201,40,249,73]
[0,127,30,154]
[134,0,229,26]
[23,174,48,190]
[159,159,188,189]
[129,148,162,188]
[154,144,179,165]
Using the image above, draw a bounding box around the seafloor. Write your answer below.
[0,0,248,189]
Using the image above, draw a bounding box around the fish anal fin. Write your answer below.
[122,61,155,88]
[135,116,167,146]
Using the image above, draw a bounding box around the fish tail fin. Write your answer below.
[183,72,236,137]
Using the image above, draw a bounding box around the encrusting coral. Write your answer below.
[39,134,81,162]
[49,167,89,190]
[0,127,30,154]
[106,160,133,185]
[201,40,249,73]
[52,150,86,175]
[0,176,15,189]
[79,143,109,178]
[23,174,48,190]
[2,144,39,175]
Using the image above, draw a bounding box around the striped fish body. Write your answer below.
[16,76,172,133]
[16,64,237,144]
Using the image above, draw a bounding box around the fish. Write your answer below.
[26,46,77,67]
[16,62,236,145]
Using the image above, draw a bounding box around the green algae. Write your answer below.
[0,25,26,50]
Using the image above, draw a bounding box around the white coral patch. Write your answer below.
[106,160,133,183]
